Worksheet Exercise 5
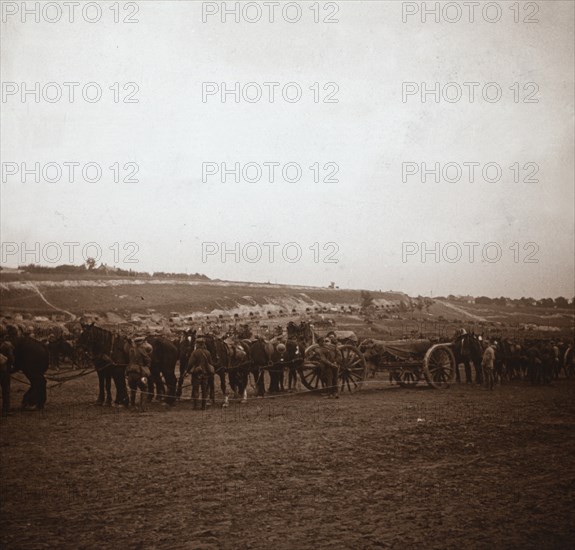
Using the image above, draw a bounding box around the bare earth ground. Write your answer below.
[1,374,574,550]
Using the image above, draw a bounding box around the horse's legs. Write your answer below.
[218,371,229,407]
[22,386,33,408]
[201,378,208,410]
[230,370,240,398]
[0,369,10,415]
[96,369,105,404]
[148,364,158,400]
[268,367,276,393]
[137,378,147,410]
[147,375,155,401]
[153,366,166,401]
[461,361,471,383]
[254,367,265,397]
[191,372,200,410]
[105,371,112,405]
[229,368,241,399]
[36,374,47,409]
[113,366,129,406]
[208,375,215,404]
[162,366,177,406]
[240,369,249,403]
[176,362,188,398]
[473,361,483,385]
[218,369,227,396]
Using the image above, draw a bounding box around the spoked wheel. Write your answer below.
[392,368,420,388]
[423,344,456,389]
[298,344,324,391]
[338,345,368,392]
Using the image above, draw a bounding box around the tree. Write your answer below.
[85,257,96,270]
[361,290,374,309]
[554,297,569,308]
[415,297,425,316]
[537,298,554,308]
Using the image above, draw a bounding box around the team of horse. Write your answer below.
[0,320,573,415]
[73,321,315,410]
[451,331,571,385]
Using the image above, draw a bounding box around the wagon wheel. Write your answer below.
[337,345,368,393]
[423,344,456,389]
[298,344,324,391]
[392,368,420,388]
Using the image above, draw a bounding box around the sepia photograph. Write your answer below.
[1,1,574,548]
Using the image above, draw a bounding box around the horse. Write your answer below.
[77,323,129,407]
[496,339,523,381]
[47,336,75,370]
[1,329,49,411]
[285,322,311,391]
[145,336,179,405]
[175,330,196,398]
[0,342,13,415]
[177,333,245,406]
[223,338,255,403]
[451,331,484,384]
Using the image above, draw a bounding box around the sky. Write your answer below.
[1,0,574,299]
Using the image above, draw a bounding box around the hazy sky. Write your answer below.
[1,1,574,299]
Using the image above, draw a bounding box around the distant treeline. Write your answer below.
[439,294,574,308]
[11,263,210,280]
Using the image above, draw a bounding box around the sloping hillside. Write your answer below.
[0,276,407,318]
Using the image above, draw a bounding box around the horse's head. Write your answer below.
[77,323,95,349]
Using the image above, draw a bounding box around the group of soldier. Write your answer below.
[467,334,571,390]
[1,318,572,415]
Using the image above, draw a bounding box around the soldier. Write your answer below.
[126,338,152,408]
[269,342,287,394]
[188,338,215,410]
[481,340,496,390]
[317,336,339,398]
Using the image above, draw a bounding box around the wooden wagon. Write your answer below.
[359,338,457,389]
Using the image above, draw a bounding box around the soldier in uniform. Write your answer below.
[269,342,287,394]
[481,340,496,390]
[317,336,339,398]
[126,338,152,407]
[188,338,215,410]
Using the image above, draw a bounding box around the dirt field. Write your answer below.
[1,373,574,550]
